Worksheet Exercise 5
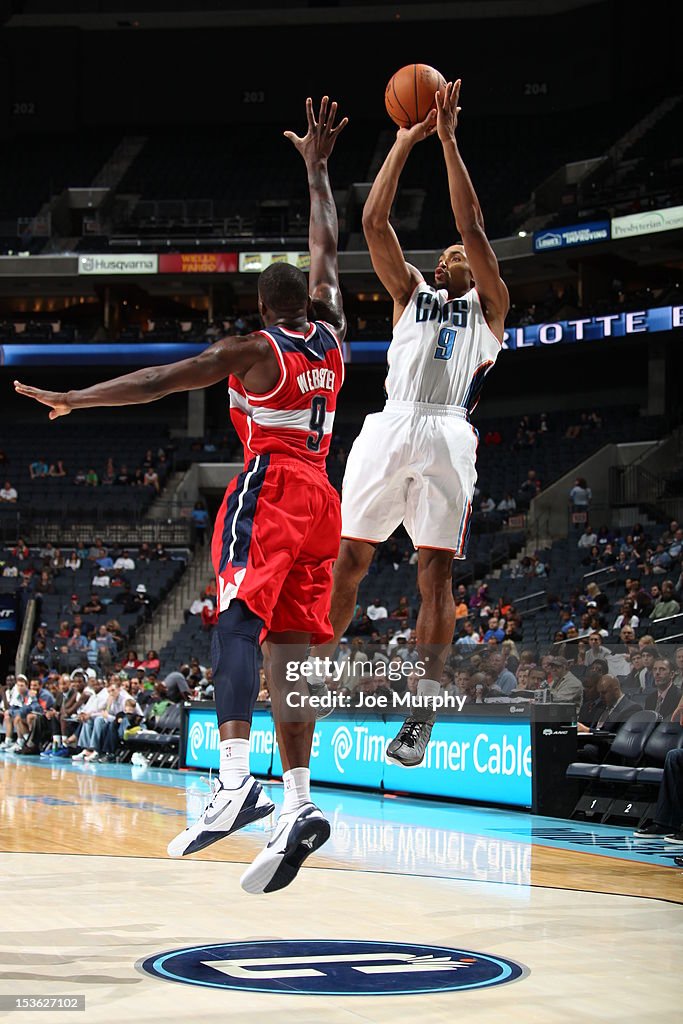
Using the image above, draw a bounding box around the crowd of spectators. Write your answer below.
[0,538,183,672]
[21,448,169,494]
[0,655,214,761]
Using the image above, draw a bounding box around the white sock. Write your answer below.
[281,767,311,816]
[219,738,250,789]
[417,678,440,698]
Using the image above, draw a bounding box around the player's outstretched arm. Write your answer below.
[13,333,271,419]
[285,96,348,340]
[437,80,509,339]
[362,111,437,314]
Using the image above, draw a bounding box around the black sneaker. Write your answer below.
[386,713,435,767]
[664,831,683,845]
[633,821,671,838]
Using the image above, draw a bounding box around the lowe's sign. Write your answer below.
[533,220,610,252]
[183,707,533,807]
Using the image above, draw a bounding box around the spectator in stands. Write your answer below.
[671,648,683,690]
[122,649,141,671]
[645,658,682,717]
[547,657,583,707]
[456,621,482,646]
[143,466,160,493]
[479,494,495,514]
[497,493,516,517]
[73,675,135,763]
[577,525,597,550]
[102,457,116,486]
[67,626,88,659]
[140,650,160,675]
[113,550,136,571]
[634,647,657,692]
[485,652,517,695]
[0,480,17,502]
[390,596,412,619]
[48,459,67,477]
[518,469,541,506]
[163,669,192,703]
[483,616,505,643]
[591,675,639,730]
[1,675,30,747]
[625,579,653,619]
[92,568,110,588]
[191,502,210,545]
[153,543,169,561]
[651,581,681,621]
[82,593,104,616]
[583,631,611,667]
[64,551,81,571]
[578,660,608,727]
[569,477,592,514]
[11,678,55,754]
[612,599,639,633]
[618,625,637,646]
[85,468,99,487]
[29,457,49,479]
[367,597,388,622]
[585,582,609,614]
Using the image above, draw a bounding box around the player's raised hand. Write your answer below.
[396,107,437,146]
[13,380,71,419]
[284,96,349,163]
[436,79,462,141]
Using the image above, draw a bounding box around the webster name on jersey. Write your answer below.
[296,367,337,395]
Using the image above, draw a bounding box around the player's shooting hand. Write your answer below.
[396,107,437,146]
[284,96,349,163]
[436,79,462,142]
[13,380,71,419]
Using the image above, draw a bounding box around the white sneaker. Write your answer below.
[85,751,99,762]
[167,775,275,858]
[131,752,150,767]
[1,738,14,749]
[240,803,330,895]
[72,750,88,761]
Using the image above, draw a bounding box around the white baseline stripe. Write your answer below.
[228,455,260,564]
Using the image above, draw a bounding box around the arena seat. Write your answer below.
[566,711,660,820]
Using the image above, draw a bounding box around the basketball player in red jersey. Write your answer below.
[15,96,348,894]
[315,80,509,767]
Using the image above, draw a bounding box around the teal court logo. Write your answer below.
[139,940,527,995]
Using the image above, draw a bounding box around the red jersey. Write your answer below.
[229,320,344,468]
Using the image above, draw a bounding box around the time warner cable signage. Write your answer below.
[184,707,533,807]
[533,219,610,252]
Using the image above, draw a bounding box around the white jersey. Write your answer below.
[385,282,500,410]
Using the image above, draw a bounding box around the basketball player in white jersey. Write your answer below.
[317,80,509,766]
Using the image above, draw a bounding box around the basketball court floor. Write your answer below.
[1,754,680,1023]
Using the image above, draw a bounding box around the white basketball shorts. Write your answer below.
[340,400,478,555]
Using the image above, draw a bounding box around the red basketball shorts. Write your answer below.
[211,454,341,645]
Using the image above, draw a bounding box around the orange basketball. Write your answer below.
[385,63,447,128]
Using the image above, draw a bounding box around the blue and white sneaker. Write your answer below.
[167,775,274,859]
[240,803,330,894]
